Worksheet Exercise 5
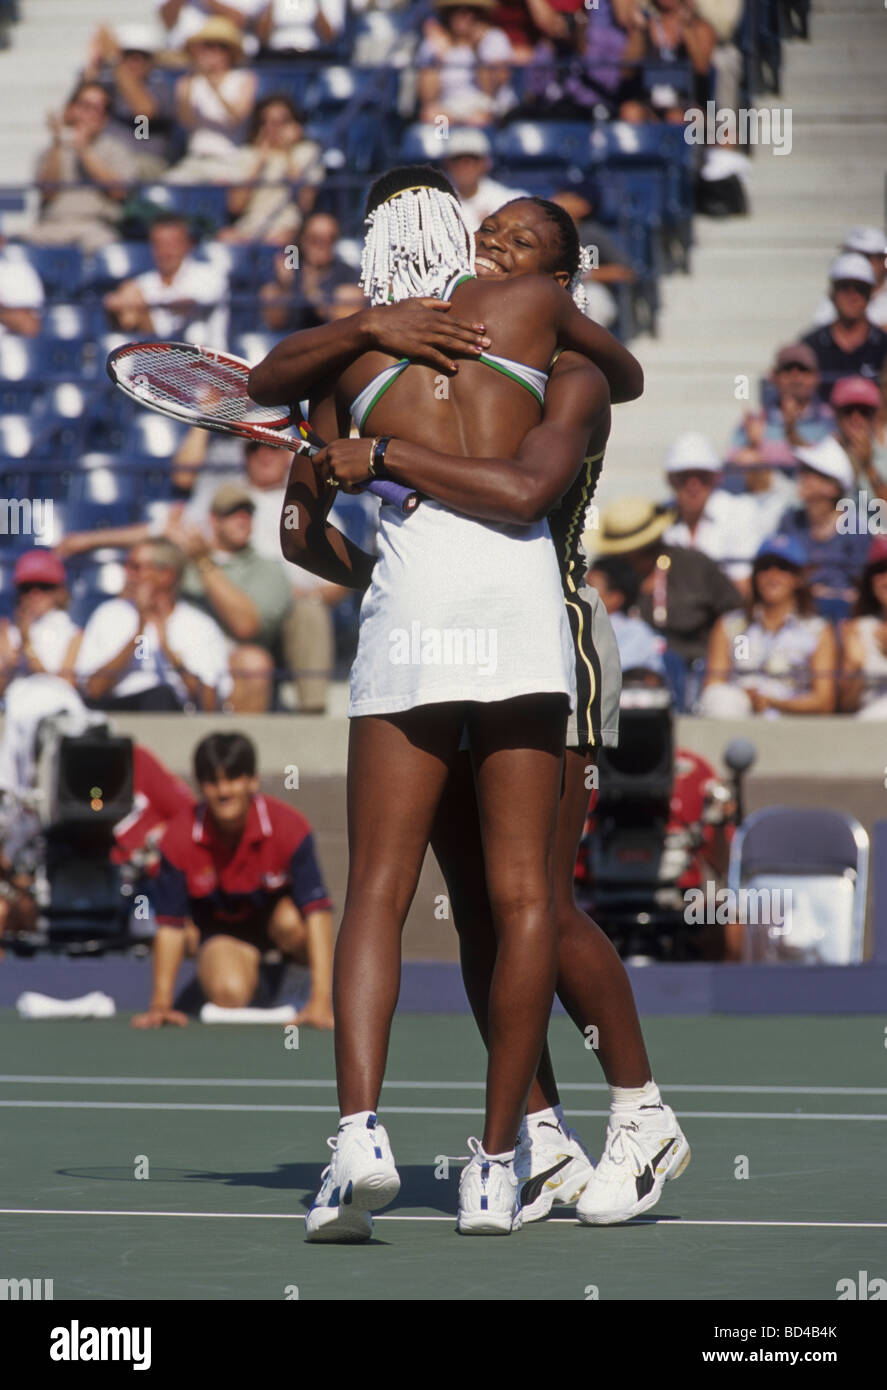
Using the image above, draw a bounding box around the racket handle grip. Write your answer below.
[367,478,419,514]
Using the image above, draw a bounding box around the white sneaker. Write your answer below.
[456,1137,522,1236]
[305,1113,400,1243]
[577,1103,690,1226]
[515,1116,596,1222]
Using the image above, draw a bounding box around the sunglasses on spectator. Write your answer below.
[833,280,871,295]
[836,404,877,418]
[16,581,58,594]
[777,362,813,373]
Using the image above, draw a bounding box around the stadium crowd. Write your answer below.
[0,0,884,727]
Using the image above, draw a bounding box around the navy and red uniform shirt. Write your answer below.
[152,793,332,934]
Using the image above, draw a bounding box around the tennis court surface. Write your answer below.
[1,1011,884,1302]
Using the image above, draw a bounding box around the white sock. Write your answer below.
[610,1080,662,1115]
[338,1110,375,1128]
[479,1145,515,1164]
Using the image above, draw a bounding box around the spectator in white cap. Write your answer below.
[774,435,870,621]
[811,228,887,330]
[801,252,887,401]
[82,22,174,176]
[830,375,887,499]
[440,128,527,234]
[661,431,763,592]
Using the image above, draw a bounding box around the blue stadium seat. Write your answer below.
[42,304,93,340]
[218,242,280,292]
[121,414,186,460]
[0,413,67,459]
[399,123,449,165]
[141,183,230,233]
[82,242,154,295]
[493,122,592,174]
[254,63,318,108]
[6,243,83,301]
[348,12,420,66]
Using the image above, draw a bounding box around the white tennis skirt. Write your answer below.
[349,499,577,717]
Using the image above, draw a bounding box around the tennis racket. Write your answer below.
[106,341,418,514]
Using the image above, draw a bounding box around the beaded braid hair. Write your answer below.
[360,164,475,306]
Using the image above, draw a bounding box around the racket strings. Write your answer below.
[117,349,287,428]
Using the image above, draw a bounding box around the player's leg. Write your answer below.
[551,749,652,1085]
[307,705,463,1242]
[454,695,565,1235]
[197,934,262,1008]
[334,707,463,1114]
[429,749,562,1107]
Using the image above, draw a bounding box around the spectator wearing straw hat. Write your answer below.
[774,436,869,622]
[840,537,887,718]
[167,17,257,184]
[801,253,887,402]
[830,376,887,499]
[699,533,837,720]
[586,497,740,707]
[661,431,763,590]
[811,227,887,331]
[417,0,516,128]
[154,2,261,55]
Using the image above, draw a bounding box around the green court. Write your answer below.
[1,1013,884,1302]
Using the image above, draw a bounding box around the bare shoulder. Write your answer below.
[452,273,568,314]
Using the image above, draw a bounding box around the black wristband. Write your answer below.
[371,435,392,479]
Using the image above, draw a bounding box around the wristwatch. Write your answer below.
[369,436,392,480]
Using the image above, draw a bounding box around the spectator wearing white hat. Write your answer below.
[83,22,174,177]
[775,436,870,622]
[801,253,887,402]
[154,1,263,55]
[440,128,527,234]
[811,228,887,331]
[661,431,763,591]
[830,376,887,500]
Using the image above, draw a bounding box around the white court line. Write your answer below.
[0,1100,884,1120]
[0,1208,884,1230]
[1,1075,886,1097]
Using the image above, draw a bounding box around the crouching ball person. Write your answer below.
[133,732,334,1029]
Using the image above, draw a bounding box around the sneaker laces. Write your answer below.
[603,1121,650,1175]
[319,1134,338,1182]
